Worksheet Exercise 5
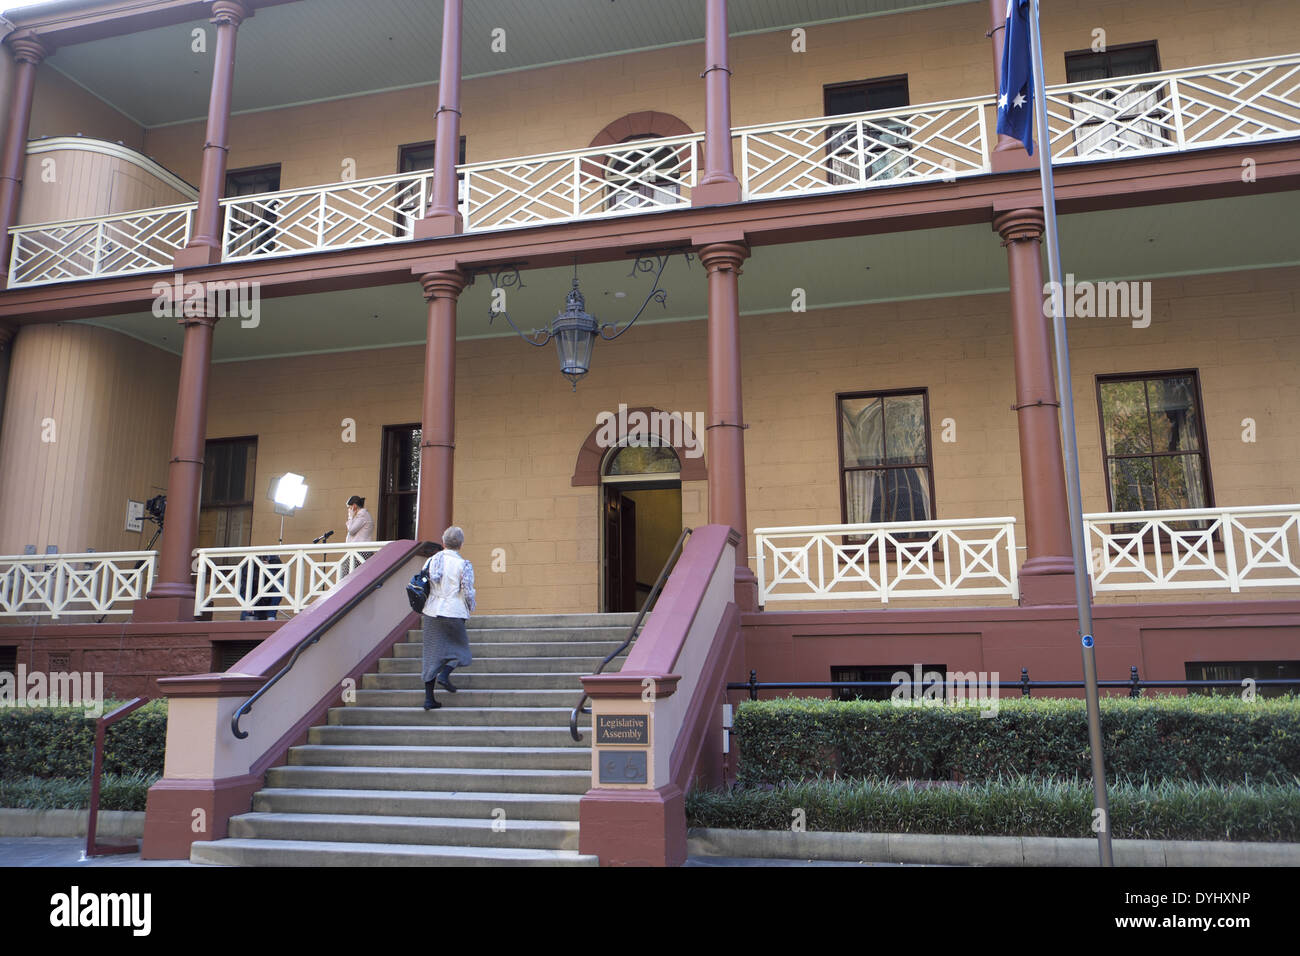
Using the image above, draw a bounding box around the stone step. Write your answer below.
[307,724,588,749]
[468,613,638,629]
[364,671,585,690]
[265,764,591,795]
[252,787,583,821]
[228,812,580,851]
[351,688,578,708]
[409,625,637,644]
[392,640,627,659]
[191,837,598,867]
[379,655,620,674]
[286,743,591,771]
[329,705,587,728]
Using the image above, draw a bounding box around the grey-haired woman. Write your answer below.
[420,525,476,711]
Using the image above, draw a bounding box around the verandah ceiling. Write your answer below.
[43,0,977,127]
[82,191,1300,363]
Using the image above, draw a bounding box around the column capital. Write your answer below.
[698,241,750,274]
[210,0,252,28]
[994,208,1044,244]
[420,269,468,301]
[176,312,220,330]
[7,31,50,65]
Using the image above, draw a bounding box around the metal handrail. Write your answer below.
[728,666,1300,701]
[85,696,151,858]
[231,540,436,739]
[569,527,692,742]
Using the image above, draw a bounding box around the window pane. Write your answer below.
[396,428,421,492]
[1108,46,1159,77]
[1100,380,1152,454]
[883,395,927,465]
[606,444,680,476]
[881,467,932,523]
[840,397,884,467]
[844,469,883,524]
[1108,456,1157,512]
[1154,454,1209,511]
[1146,376,1201,452]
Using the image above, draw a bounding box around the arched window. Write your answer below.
[602,437,682,478]
[605,134,685,212]
[587,112,695,213]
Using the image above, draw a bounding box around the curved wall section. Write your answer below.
[0,324,179,557]
[17,137,197,226]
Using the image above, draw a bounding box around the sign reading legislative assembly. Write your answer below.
[596,714,649,745]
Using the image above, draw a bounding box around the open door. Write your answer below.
[603,489,637,613]
[600,441,683,613]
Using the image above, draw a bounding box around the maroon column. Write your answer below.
[414,0,463,238]
[138,314,219,621]
[416,270,466,540]
[0,32,48,290]
[987,0,1034,170]
[700,241,755,609]
[175,0,248,268]
[693,0,740,206]
[995,209,1075,605]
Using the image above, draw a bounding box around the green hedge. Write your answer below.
[0,771,159,812]
[0,700,167,779]
[687,777,1300,842]
[735,695,1300,786]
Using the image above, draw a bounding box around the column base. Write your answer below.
[1018,557,1081,606]
[734,565,758,613]
[692,180,741,206]
[578,784,686,866]
[134,595,198,623]
[142,773,261,859]
[173,243,222,269]
[413,213,463,239]
[991,139,1037,173]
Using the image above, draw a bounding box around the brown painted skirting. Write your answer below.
[669,601,744,792]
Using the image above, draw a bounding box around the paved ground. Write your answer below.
[0,837,923,867]
[0,838,199,867]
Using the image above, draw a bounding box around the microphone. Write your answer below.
[313,530,335,544]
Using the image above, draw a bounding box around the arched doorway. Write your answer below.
[601,439,682,613]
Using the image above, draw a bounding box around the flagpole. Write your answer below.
[1026,0,1113,866]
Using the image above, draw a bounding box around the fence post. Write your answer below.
[1021,666,1031,698]
[1129,665,1141,699]
[747,669,758,702]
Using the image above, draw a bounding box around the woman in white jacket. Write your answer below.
[420,526,476,710]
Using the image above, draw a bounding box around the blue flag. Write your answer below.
[997,0,1035,155]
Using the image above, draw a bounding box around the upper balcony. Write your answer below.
[8,49,1298,290]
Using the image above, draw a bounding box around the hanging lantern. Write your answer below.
[486,251,691,390]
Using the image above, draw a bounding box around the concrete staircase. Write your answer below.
[190,612,638,866]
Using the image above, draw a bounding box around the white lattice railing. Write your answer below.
[1085,504,1300,593]
[1047,54,1300,163]
[754,518,1019,605]
[8,55,1299,287]
[461,132,700,232]
[740,98,991,200]
[193,542,388,616]
[7,204,194,288]
[221,171,435,261]
[0,551,156,619]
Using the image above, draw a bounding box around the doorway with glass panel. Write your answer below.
[601,439,683,613]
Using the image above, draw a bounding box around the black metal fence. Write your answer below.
[728,667,1300,701]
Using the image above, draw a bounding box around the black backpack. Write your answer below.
[405,546,443,613]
